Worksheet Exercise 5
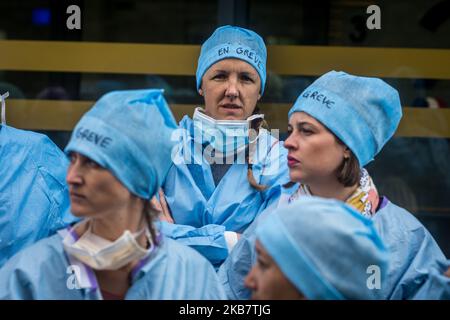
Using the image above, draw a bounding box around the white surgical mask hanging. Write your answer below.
[63,220,155,271]
[192,107,264,156]
[1,92,9,125]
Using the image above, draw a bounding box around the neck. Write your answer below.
[307,178,358,202]
[90,198,146,242]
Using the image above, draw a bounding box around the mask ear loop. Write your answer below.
[1,92,10,126]
[144,228,155,253]
[248,116,263,144]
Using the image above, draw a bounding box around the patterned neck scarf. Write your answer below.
[288,168,380,218]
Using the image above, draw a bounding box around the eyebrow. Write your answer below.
[288,121,316,128]
[212,69,228,73]
[256,251,271,265]
[212,69,257,77]
[255,244,270,259]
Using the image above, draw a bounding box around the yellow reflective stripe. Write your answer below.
[6,99,450,138]
[0,41,199,75]
[268,46,450,79]
[1,40,449,78]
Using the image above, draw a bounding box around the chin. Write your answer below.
[217,113,242,121]
[69,204,93,218]
[217,109,245,120]
[222,115,242,120]
[288,170,303,184]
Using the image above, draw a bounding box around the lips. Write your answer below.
[220,103,242,109]
[287,155,300,167]
[70,191,86,201]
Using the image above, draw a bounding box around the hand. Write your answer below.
[445,267,450,278]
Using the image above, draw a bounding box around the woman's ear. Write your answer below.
[257,93,261,101]
[343,147,351,159]
[198,88,204,96]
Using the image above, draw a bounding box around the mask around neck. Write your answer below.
[63,220,154,271]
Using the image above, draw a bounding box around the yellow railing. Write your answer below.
[1,40,449,78]
[1,40,450,136]
[7,99,450,138]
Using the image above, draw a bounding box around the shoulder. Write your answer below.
[1,126,68,174]
[2,125,55,152]
[374,200,444,256]
[0,233,68,283]
[374,201,426,233]
[2,234,66,269]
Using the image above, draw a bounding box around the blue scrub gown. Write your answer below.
[0,125,76,267]
[219,195,446,300]
[161,116,290,266]
[0,228,226,300]
[412,259,449,300]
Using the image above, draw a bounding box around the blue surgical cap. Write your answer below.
[65,89,178,200]
[288,71,402,166]
[196,25,267,94]
[256,196,389,300]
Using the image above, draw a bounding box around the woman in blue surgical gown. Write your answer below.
[219,71,447,300]
[245,197,390,300]
[0,89,225,300]
[159,26,290,267]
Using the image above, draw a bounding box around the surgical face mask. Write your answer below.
[63,222,154,270]
[192,107,264,156]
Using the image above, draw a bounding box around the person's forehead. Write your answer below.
[289,112,319,125]
[208,58,259,74]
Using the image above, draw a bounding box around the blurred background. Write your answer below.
[0,0,449,256]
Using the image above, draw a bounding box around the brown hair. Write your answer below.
[336,151,360,187]
[335,137,360,187]
[143,201,160,245]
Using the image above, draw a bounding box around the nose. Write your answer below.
[244,265,257,291]
[284,132,296,150]
[66,160,83,186]
[225,77,239,99]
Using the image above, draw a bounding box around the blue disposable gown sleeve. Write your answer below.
[217,195,285,300]
[0,127,77,268]
[413,259,450,300]
[158,221,229,267]
[373,202,447,299]
[159,183,284,267]
[0,253,37,299]
[160,139,289,267]
[25,133,78,239]
[0,235,73,300]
